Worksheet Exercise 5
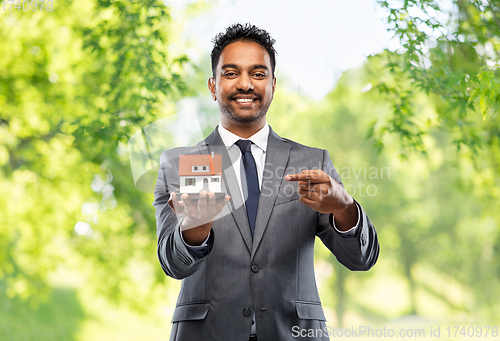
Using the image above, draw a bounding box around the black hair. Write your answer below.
[210,23,277,78]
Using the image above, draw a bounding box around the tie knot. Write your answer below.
[235,139,252,154]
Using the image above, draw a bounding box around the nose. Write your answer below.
[236,73,254,92]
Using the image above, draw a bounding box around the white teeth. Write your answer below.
[235,98,254,103]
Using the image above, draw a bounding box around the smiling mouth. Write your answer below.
[234,98,256,103]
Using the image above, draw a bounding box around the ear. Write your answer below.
[208,77,216,101]
[272,76,276,94]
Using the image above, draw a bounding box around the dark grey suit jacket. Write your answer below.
[154,126,379,341]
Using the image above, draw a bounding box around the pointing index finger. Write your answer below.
[285,173,325,183]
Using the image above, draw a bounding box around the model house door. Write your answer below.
[203,178,208,190]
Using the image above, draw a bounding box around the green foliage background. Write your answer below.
[1,0,499,339]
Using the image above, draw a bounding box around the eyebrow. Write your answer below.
[221,64,269,72]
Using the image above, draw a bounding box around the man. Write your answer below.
[154,23,379,341]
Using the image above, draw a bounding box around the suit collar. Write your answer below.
[201,124,285,147]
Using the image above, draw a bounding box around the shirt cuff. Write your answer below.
[329,201,361,237]
[180,229,213,259]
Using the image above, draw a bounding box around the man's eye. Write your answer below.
[254,73,265,77]
[224,72,236,76]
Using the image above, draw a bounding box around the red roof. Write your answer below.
[179,154,222,176]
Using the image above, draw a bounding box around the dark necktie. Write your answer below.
[235,139,260,237]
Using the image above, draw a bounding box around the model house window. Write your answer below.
[185,178,196,186]
[211,178,220,182]
[192,165,208,172]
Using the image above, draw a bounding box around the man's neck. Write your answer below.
[220,118,266,139]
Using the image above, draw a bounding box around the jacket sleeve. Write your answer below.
[153,150,213,280]
[315,149,380,271]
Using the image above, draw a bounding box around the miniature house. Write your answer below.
[179,152,222,193]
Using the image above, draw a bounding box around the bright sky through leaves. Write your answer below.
[174,0,398,100]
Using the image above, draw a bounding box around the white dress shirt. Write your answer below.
[218,122,269,194]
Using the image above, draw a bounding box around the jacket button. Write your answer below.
[361,233,367,246]
[243,308,251,317]
[251,264,259,273]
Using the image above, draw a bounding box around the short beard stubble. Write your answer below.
[219,93,272,124]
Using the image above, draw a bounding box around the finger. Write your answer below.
[181,193,196,215]
[176,197,187,215]
[170,192,184,214]
[168,192,176,210]
[299,187,319,200]
[198,190,208,212]
[284,173,305,181]
[207,191,216,209]
[298,187,309,198]
[298,181,318,191]
[285,171,329,183]
[299,182,329,194]
[215,195,231,211]
[299,195,316,208]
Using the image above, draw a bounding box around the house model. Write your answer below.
[178,152,222,194]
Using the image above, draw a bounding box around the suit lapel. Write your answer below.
[251,127,291,259]
[200,127,253,253]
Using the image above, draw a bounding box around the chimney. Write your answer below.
[211,151,214,159]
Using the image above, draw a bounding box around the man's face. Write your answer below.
[208,40,276,124]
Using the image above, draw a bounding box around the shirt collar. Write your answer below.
[218,122,269,153]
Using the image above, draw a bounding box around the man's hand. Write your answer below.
[169,191,231,245]
[285,170,357,231]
